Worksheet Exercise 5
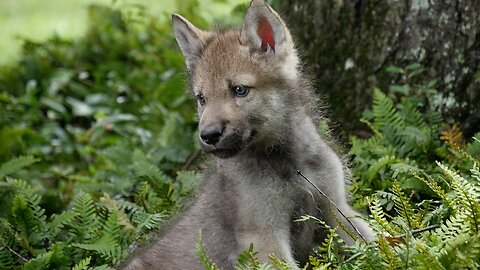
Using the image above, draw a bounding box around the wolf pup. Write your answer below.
[123,0,374,269]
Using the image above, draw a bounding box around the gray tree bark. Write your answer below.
[278,0,480,137]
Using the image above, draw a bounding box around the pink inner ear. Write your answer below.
[257,17,275,52]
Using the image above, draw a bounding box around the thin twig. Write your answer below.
[386,224,440,241]
[181,149,201,171]
[296,170,368,243]
[1,244,28,262]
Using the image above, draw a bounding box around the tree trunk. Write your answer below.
[278,0,480,138]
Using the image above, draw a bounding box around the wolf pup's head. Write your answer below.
[172,0,301,158]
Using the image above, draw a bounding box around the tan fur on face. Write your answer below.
[192,31,300,153]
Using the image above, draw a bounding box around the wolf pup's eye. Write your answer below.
[232,85,250,97]
[197,94,206,106]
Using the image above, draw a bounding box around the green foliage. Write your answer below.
[196,234,220,270]
[0,1,212,268]
[350,66,479,209]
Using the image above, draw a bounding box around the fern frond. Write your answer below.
[316,227,340,265]
[413,173,450,206]
[21,249,52,270]
[72,235,123,264]
[401,126,429,145]
[268,254,291,270]
[175,170,200,195]
[134,182,162,213]
[46,211,77,239]
[0,156,39,179]
[72,256,91,270]
[131,160,169,184]
[426,110,443,132]
[400,100,427,131]
[101,211,121,244]
[413,242,445,270]
[472,164,480,183]
[437,162,480,232]
[391,180,420,229]
[438,233,480,269]
[234,244,272,270]
[70,193,99,241]
[440,124,464,149]
[4,179,41,205]
[365,156,397,182]
[5,179,47,238]
[115,200,144,214]
[390,158,421,179]
[196,233,219,270]
[0,244,16,268]
[372,89,404,131]
[368,197,396,236]
[131,149,170,184]
[377,235,401,270]
[101,143,133,168]
[432,211,471,244]
[11,195,40,246]
[132,211,165,234]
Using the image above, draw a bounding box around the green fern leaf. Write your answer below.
[437,162,480,231]
[0,156,39,179]
[132,212,165,234]
[72,256,91,270]
[131,160,169,185]
[0,244,16,268]
[391,180,420,229]
[372,89,404,131]
[134,182,163,213]
[22,249,52,270]
[46,212,77,238]
[368,197,396,236]
[4,180,47,241]
[70,193,99,241]
[317,227,340,264]
[101,211,121,243]
[377,235,401,270]
[196,233,219,270]
[11,195,40,245]
[72,235,122,264]
[4,179,42,205]
[413,173,450,206]
[413,243,445,270]
[432,211,471,244]
[234,244,272,270]
[365,156,397,182]
[438,233,480,269]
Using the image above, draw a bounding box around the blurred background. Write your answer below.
[0,0,245,64]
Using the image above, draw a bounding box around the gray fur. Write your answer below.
[122,0,374,269]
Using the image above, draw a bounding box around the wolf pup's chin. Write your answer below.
[121,1,375,269]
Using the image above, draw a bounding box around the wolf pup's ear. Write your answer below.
[240,0,293,56]
[172,14,213,70]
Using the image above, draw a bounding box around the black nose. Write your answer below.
[200,124,225,145]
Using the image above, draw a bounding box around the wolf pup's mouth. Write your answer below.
[200,130,257,159]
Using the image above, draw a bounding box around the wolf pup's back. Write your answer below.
[122,0,375,269]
